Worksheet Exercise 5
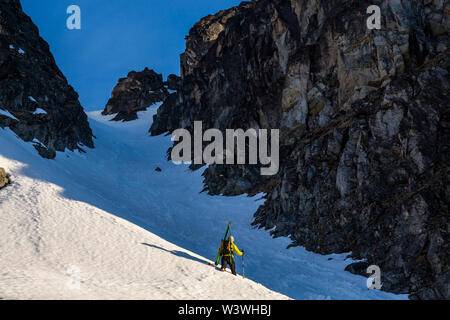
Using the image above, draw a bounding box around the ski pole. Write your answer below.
[242,252,245,279]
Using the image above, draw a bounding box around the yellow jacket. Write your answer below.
[216,240,243,262]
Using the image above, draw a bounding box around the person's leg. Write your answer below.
[221,256,228,271]
[220,256,225,270]
[230,258,237,275]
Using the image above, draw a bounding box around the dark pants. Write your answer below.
[221,256,236,275]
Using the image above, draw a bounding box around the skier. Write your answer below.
[215,235,244,276]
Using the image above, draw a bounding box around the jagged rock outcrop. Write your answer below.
[150,0,449,299]
[0,167,8,189]
[102,67,169,121]
[0,0,94,159]
[165,74,182,91]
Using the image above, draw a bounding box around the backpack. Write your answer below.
[221,239,232,255]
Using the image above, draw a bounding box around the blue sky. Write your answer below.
[21,0,241,111]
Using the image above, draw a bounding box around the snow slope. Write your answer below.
[0,107,407,300]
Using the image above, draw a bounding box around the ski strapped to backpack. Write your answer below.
[215,221,231,265]
[224,221,231,240]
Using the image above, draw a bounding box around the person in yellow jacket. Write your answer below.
[215,236,244,275]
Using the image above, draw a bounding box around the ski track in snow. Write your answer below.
[0,107,407,300]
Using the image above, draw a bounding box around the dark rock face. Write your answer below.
[102,67,169,121]
[0,0,94,158]
[150,0,449,299]
[165,74,182,91]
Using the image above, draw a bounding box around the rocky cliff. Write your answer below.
[102,67,169,121]
[150,0,449,299]
[0,0,93,158]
